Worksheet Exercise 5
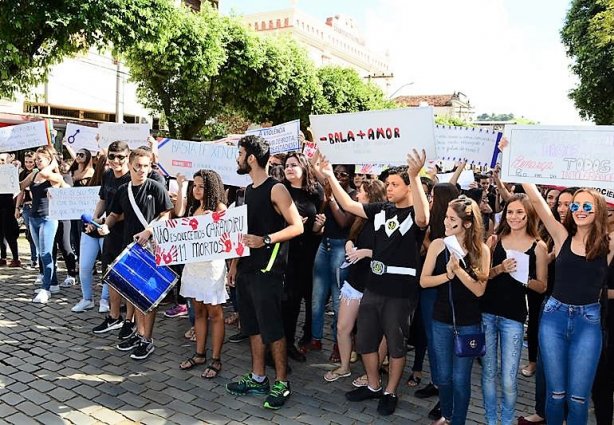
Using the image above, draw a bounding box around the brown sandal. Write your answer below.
[179,352,206,370]
[201,358,222,379]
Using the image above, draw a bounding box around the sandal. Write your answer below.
[224,312,239,326]
[521,363,536,377]
[202,358,222,379]
[352,374,369,388]
[179,352,206,370]
[324,368,351,382]
[407,372,422,387]
[184,327,195,340]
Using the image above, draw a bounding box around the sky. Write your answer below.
[220,0,585,124]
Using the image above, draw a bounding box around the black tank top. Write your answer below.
[30,180,52,218]
[481,240,537,323]
[237,177,288,275]
[552,236,608,305]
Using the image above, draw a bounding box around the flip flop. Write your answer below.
[406,372,422,387]
[324,368,351,382]
[352,374,369,387]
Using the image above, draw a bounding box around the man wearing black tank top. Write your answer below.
[225,135,303,410]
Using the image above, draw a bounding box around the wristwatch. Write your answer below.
[263,235,272,246]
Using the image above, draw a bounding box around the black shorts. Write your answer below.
[236,270,285,344]
[355,289,416,359]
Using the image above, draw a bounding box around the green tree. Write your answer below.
[561,0,614,124]
[435,115,473,127]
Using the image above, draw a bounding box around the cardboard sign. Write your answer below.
[502,126,614,190]
[150,205,250,266]
[97,123,150,150]
[64,123,99,152]
[310,107,436,165]
[434,125,501,167]
[48,186,101,220]
[156,138,250,187]
[245,120,300,154]
[0,121,51,153]
[0,165,19,195]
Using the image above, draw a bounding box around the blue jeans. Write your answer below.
[79,233,107,302]
[432,319,480,425]
[539,297,602,425]
[420,287,438,382]
[21,205,37,264]
[481,313,524,425]
[29,216,58,291]
[311,237,346,342]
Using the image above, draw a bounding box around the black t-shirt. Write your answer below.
[363,202,423,299]
[110,179,173,247]
[148,170,166,186]
[19,169,33,203]
[346,220,375,293]
[323,188,355,240]
[286,184,323,260]
[98,169,130,244]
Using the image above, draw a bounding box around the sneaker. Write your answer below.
[228,332,249,343]
[117,334,142,351]
[415,383,439,399]
[93,315,123,334]
[298,338,322,354]
[34,274,43,285]
[264,381,291,410]
[346,386,382,402]
[60,276,76,287]
[32,289,50,304]
[428,401,442,420]
[164,304,188,318]
[98,299,110,313]
[377,393,398,416]
[130,339,155,360]
[226,373,270,396]
[8,259,21,268]
[35,286,60,294]
[71,299,94,312]
[118,320,136,340]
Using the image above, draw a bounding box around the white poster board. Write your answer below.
[502,126,614,190]
[245,120,300,154]
[156,138,250,187]
[150,205,250,266]
[64,123,99,152]
[355,164,388,175]
[434,125,501,167]
[48,187,101,220]
[0,121,50,153]
[310,107,436,165]
[0,165,19,195]
[437,170,475,190]
[97,123,150,150]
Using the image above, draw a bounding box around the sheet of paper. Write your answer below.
[443,236,467,267]
[505,249,530,284]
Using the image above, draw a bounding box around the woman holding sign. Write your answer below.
[176,170,228,379]
[66,147,94,258]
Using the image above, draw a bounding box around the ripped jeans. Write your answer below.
[539,297,602,425]
[481,313,524,425]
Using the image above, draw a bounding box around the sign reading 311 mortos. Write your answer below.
[150,205,250,266]
[310,107,436,165]
[501,125,614,190]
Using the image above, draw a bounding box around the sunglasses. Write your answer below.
[569,201,594,213]
[334,171,349,178]
[108,153,128,161]
[76,152,87,158]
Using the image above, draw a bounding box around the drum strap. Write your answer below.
[128,181,150,229]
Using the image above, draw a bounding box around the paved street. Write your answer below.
[0,240,597,424]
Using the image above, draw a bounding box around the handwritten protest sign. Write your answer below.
[0,121,51,153]
[65,123,99,152]
[150,205,250,266]
[302,141,318,159]
[437,170,475,190]
[501,126,614,190]
[593,187,614,205]
[157,138,250,187]
[355,164,388,175]
[0,165,19,195]
[48,187,101,220]
[97,123,150,150]
[310,107,436,165]
[434,125,501,167]
[246,120,300,154]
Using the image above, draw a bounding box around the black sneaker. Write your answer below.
[415,382,439,399]
[130,339,155,360]
[92,315,123,334]
[428,401,442,420]
[346,386,382,402]
[263,381,291,410]
[377,393,398,416]
[226,373,270,396]
[118,320,135,340]
[228,332,249,343]
[116,334,141,351]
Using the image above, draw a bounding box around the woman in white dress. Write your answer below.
[177,169,228,378]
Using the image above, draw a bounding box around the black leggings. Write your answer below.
[0,206,19,260]
[592,335,614,425]
[282,253,314,344]
[526,291,545,363]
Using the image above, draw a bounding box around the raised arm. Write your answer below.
[448,159,467,187]
[407,149,430,228]
[317,154,367,219]
[173,174,188,218]
[522,183,567,250]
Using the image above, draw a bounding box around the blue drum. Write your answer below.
[103,242,178,313]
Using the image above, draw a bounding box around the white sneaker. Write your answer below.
[61,276,76,287]
[32,290,50,304]
[99,299,110,313]
[72,299,94,312]
[49,285,60,294]
[34,274,43,284]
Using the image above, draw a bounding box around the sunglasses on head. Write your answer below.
[334,171,349,178]
[569,201,594,213]
[108,153,127,161]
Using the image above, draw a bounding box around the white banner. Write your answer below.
[48,186,101,220]
[150,205,250,266]
[434,125,501,167]
[246,120,300,154]
[502,126,614,190]
[0,165,19,195]
[97,123,150,150]
[0,121,50,153]
[65,123,99,152]
[156,138,250,187]
[310,107,436,165]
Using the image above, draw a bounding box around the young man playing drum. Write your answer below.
[99,148,174,360]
